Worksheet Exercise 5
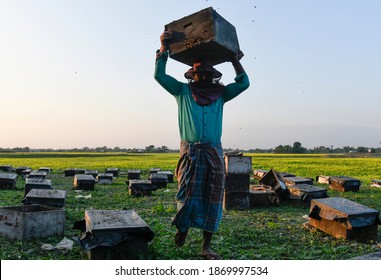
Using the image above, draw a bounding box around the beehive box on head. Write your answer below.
[165,7,240,66]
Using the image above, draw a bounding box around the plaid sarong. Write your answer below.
[172,141,225,233]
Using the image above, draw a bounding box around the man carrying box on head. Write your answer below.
[154,30,250,260]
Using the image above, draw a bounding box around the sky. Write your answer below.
[1,0,381,150]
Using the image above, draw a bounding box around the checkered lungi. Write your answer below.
[172,141,225,233]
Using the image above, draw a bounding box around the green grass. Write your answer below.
[0,152,380,260]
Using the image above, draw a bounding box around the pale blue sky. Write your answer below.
[1,0,380,150]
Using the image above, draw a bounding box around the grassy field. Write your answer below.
[0,152,380,260]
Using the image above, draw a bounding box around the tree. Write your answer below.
[274,145,292,153]
[145,145,156,152]
[356,146,368,153]
[292,141,306,153]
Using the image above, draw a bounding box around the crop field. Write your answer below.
[0,152,380,260]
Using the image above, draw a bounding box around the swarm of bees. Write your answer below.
[184,36,204,49]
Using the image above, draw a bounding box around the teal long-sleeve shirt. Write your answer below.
[154,52,250,146]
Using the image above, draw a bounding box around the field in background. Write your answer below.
[0,152,380,260]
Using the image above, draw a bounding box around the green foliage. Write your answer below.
[0,152,380,260]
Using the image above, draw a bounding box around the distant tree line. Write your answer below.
[0,142,380,154]
[0,145,180,153]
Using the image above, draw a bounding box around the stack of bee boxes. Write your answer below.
[223,154,252,210]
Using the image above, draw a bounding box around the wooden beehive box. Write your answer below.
[76,209,155,260]
[158,171,174,183]
[27,170,47,179]
[259,169,289,201]
[76,169,86,174]
[0,173,17,189]
[127,169,141,180]
[223,192,250,210]
[224,155,252,174]
[316,175,331,184]
[224,173,250,193]
[165,7,240,66]
[24,178,53,196]
[96,173,113,185]
[284,176,314,187]
[0,204,65,240]
[253,169,268,180]
[24,189,66,208]
[64,169,77,177]
[128,180,156,197]
[15,166,30,175]
[74,174,95,190]
[288,184,328,207]
[329,176,361,192]
[39,167,51,173]
[149,168,161,175]
[371,179,381,188]
[149,173,169,189]
[21,168,32,179]
[0,165,13,172]
[249,186,271,207]
[105,168,119,177]
[278,172,296,178]
[309,197,380,242]
[85,170,98,179]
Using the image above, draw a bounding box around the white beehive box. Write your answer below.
[224,155,252,174]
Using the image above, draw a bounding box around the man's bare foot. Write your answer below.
[202,247,221,260]
[174,230,188,247]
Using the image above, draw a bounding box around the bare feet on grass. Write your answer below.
[174,230,188,247]
[201,246,221,260]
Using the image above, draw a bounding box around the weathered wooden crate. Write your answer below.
[21,168,32,179]
[27,170,47,179]
[0,165,13,172]
[127,169,141,180]
[259,169,289,201]
[253,169,268,180]
[370,179,381,188]
[329,176,361,192]
[224,173,250,193]
[39,167,51,173]
[21,168,33,175]
[85,170,98,179]
[128,180,156,197]
[288,184,328,207]
[24,178,53,196]
[165,7,240,66]
[0,204,65,240]
[97,173,113,185]
[149,173,169,189]
[316,175,332,184]
[105,168,119,177]
[15,166,30,175]
[223,192,250,210]
[309,197,380,242]
[74,174,95,190]
[249,186,271,207]
[278,172,296,178]
[149,168,161,175]
[24,189,66,208]
[224,155,252,174]
[284,176,314,187]
[158,171,174,183]
[75,210,155,260]
[0,173,18,189]
[64,169,77,177]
